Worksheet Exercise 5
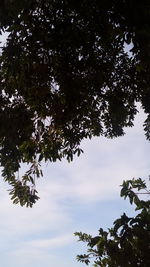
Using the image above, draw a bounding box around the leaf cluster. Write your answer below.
[0,1,150,205]
[75,178,150,266]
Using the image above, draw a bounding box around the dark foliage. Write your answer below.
[0,0,150,205]
[75,178,150,266]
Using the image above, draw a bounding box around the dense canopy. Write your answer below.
[0,0,150,206]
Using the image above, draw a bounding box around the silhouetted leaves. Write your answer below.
[0,1,150,205]
[75,178,150,266]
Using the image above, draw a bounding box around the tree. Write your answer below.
[75,178,150,266]
[0,0,150,206]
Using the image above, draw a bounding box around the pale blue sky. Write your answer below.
[0,108,150,267]
[0,31,150,267]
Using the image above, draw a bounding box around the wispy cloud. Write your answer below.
[26,234,74,249]
[0,109,149,266]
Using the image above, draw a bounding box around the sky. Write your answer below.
[0,107,150,267]
[0,33,150,267]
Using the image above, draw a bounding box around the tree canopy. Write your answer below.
[0,0,150,206]
[75,178,150,266]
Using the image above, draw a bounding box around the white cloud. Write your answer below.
[37,109,149,205]
[0,108,149,267]
[26,234,74,249]
[5,234,79,267]
[0,181,72,239]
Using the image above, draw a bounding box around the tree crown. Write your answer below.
[0,0,150,205]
